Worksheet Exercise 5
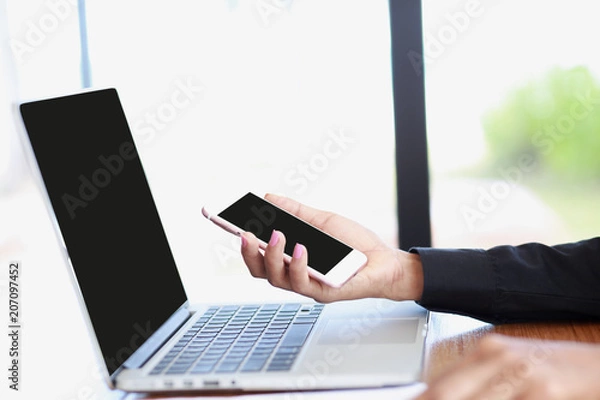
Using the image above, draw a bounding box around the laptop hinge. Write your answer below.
[121,303,190,371]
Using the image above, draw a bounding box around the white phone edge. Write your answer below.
[201,196,367,288]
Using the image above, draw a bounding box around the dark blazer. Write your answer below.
[412,237,600,324]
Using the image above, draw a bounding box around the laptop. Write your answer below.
[16,88,429,393]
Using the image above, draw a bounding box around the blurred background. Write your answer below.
[1,1,600,398]
[422,0,600,248]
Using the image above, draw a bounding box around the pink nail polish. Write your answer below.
[269,230,280,246]
[241,235,248,249]
[293,243,304,259]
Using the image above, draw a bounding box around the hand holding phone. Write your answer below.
[202,192,367,287]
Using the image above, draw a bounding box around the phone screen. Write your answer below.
[218,193,353,275]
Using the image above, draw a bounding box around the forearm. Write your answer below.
[411,237,600,324]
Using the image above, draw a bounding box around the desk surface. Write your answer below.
[422,312,600,384]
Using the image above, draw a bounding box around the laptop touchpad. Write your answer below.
[316,318,419,345]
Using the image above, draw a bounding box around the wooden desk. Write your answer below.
[423,312,600,384]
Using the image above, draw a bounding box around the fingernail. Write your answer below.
[241,234,248,249]
[293,243,304,259]
[269,230,280,246]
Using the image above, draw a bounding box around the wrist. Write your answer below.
[396,250,424,301]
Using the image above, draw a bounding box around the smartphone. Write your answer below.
[202,192,367,287]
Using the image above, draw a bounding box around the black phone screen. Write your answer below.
[218,193,353,275]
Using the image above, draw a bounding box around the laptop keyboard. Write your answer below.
[149,303,324,375]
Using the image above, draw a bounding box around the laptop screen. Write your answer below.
[20,89,188,376]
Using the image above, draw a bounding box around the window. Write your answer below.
[83,0,397,300]
[423,0,600,248]
[1,0,82,192]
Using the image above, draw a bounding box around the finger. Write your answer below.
[287,243,314,295]
[287,243,354,303]
[263,230,292,290]
[240,232,266,279]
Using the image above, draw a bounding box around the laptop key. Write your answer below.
[190,364,216,374]
[267,359,294,370]
[275,346,300,355]
[216,362,242,373]
[241,360,267,372]
[280,323,313,347]
[165,366,191,375]
[294,317,318,324]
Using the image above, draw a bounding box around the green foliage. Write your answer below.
[482,66,600,181]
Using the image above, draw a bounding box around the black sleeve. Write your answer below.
[411,237,600,324]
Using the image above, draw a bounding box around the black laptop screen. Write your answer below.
[20,89,188,375]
